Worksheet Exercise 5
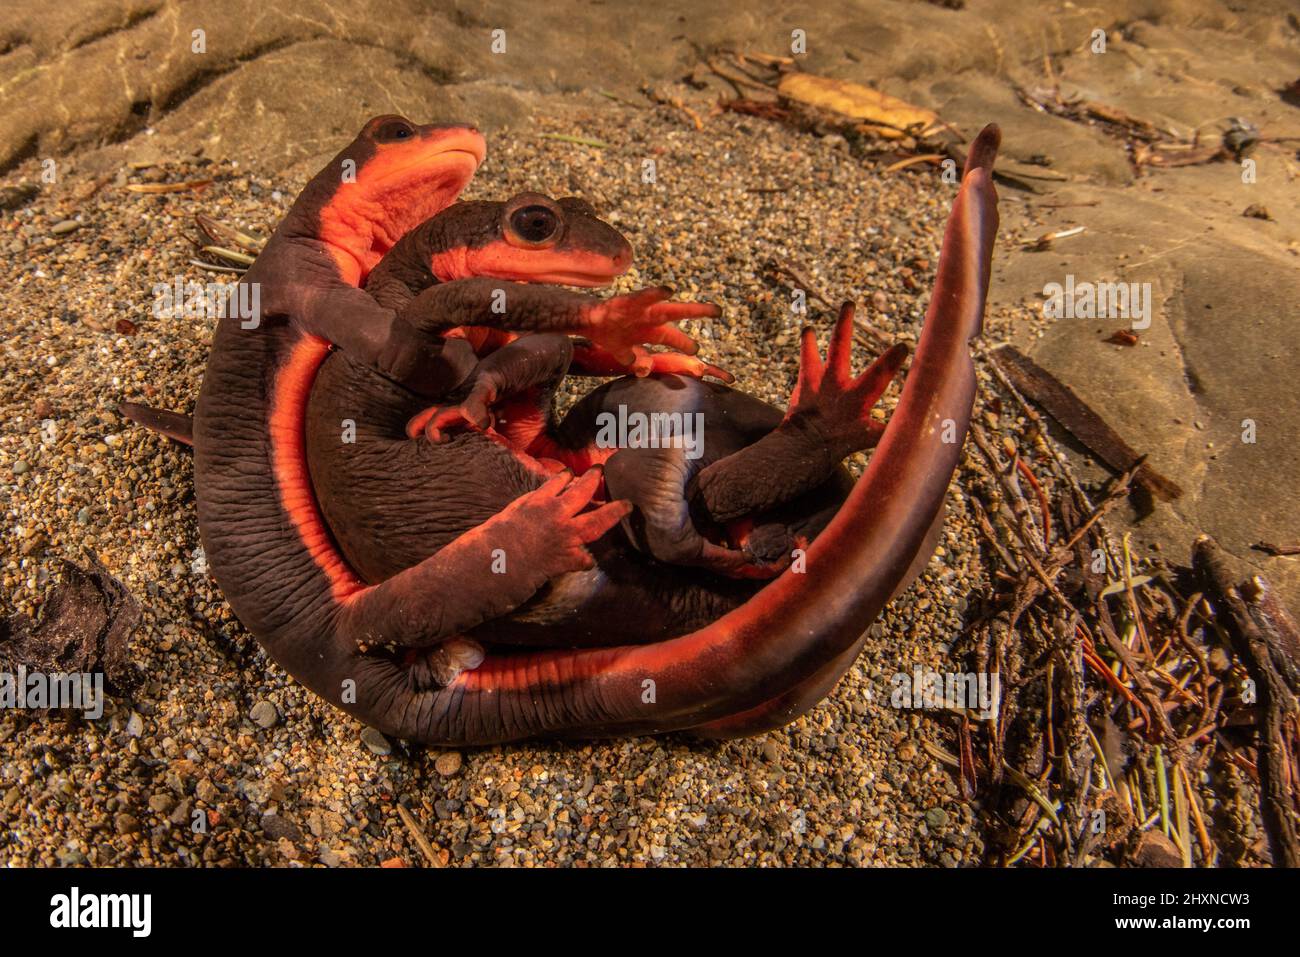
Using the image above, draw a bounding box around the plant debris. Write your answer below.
[124,178,214,194]
[0,556,140,689]
[1013,69,1262,173]
[1023,225,1086,251]
[1253,542,1300,557]
[953,360,1278,866]
[1193,537,1300,866]
[697,50,975,172]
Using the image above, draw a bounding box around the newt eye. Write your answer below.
[503,194,564,249]
[374,119,416,143]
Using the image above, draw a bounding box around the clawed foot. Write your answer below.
[624,346,734,383]
[496,468,632,578]
[583,286,721,365]
[406,384,497,443]
[787,302,908,456]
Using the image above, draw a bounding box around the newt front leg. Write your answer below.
[397,278,719,444]
[336,468,628,648]
[406,333,575,444]
[396,277,718,357]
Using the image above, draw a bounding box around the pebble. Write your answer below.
[360,727,392,756]
[249,700,279,729]
[434,751,463,777]
[925,807,949,829]
[148,793,176,815]
[261,812,302,842]
[50,219,80,236]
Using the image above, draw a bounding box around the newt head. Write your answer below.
[312,115,488,284]
[426,192,634,287]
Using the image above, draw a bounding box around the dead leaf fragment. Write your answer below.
[777,72,939,135]
[0,556,140,688]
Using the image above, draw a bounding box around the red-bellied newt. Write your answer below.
[294,127,1002,743]
[146,115,1002,744]
[314,190,905,580]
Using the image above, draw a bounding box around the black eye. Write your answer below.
[509,205,560,244]
[375,120,416,142]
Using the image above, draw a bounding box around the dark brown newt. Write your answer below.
[152,106,1001,744]
[282,127,1005,742]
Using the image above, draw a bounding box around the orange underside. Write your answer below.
[269,336,366,603]
[316,147,481,285]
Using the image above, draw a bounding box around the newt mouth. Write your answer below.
[515,270,621,287]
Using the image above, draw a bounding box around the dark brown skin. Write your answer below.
[242,115,487,396]
[307,349,863,646]
[339,191,832,580]
[190,116,1001,745]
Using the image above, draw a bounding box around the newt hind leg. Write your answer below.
[605,305,906,578]
[693,303,907,526]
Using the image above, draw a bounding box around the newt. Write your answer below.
[143,117,1002,744]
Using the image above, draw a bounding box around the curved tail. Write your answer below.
[333,124,1001,744]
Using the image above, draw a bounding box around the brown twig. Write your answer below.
[395,804,443,868]
[1193,536,1300,866]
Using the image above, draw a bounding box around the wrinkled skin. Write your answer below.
[306,349,860,648]
[306,192,896,615]
[302,188,909,650]
[188,116,1001,745]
